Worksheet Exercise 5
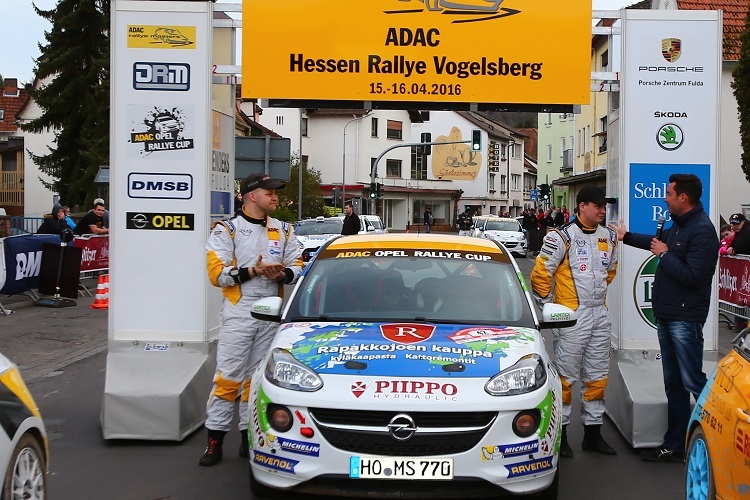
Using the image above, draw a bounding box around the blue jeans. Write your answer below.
[425,224,431,233]
[656,320,708,452]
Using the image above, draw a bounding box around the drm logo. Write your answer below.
[16,251,42,280]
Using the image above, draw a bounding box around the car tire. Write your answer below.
[249,463,283,498]
[2,433,47,500]
[685,426,716,500]
[534,469,559,499]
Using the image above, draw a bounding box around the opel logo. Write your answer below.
[130,213,149,229]
[387,414,417,441]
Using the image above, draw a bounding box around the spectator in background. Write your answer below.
[719,224,734,255]
[93,198,109,228]
[37,204,69,235]
[562,206,570,224]
[536,208,545,229]
[341,202,360,235]
[61,206,76,230]
[74,201,109,235]
[522,208,537,232]
[553,207,565,227]
[424,207,433,233]
[727,213,750,255]
[456,208,473,236]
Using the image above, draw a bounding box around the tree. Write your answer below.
[21,0,110,208]
[733,6,750,183]
[274,157,325,221]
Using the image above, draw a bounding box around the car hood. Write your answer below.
[275,322,541,378]
[484,230,523,239]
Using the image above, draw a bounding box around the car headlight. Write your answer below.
[485,354,547,396]
[483,233,494,239]
[517,235,526,241]
[265,348,323,392]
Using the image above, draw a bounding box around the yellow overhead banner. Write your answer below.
[242,0,591,105]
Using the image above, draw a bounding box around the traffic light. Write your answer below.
[377,183,383,198]
[370,181,377,199]
[332,187,340,208]
[539,184,551,200]
[421,132,432,155]
[471,129,481,151]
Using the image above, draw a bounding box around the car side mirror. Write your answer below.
[538,303,577,329]
[250,297,283,322]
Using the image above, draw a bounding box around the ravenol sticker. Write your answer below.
[252,450,299,474]
[505,457,554,478]
[482,440,539,460]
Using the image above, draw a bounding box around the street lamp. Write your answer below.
[342,111,371,206]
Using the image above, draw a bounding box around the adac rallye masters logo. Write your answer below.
[385,0,520,23]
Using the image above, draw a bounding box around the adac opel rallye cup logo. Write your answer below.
[634,255,660,328]
[129,107,194,156]
[384,0,521,23]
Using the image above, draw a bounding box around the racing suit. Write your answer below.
[530,219,618,426]
[205,213,303,433]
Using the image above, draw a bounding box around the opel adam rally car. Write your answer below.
[472,216,527,258]
[294,217,345,262]
[685,329,750,499]
[0,353,48,499]
[248,234,574,498]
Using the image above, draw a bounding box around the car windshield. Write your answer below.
[366,218,383,230]
[485,220,520,231]
[287,255,533,325]
[295,220,343,236]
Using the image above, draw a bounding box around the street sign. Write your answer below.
[530,189,539,201]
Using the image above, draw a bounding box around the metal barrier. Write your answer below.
[718,255,750,329]
[10,216,45,235]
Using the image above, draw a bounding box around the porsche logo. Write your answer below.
[661,38,681,63]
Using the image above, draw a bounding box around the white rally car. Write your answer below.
[248,234,573,499]
[293,217,345,262]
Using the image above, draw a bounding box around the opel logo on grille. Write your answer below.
[387,414,417,441]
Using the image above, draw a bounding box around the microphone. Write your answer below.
[655,216,666,241]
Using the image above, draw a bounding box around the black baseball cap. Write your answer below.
[240,173,286,195]
[576,185,616,206]
[730,213,746,224]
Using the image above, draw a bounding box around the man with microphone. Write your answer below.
[609,173,719,463]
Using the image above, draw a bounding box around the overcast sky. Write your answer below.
[2,0,631,85]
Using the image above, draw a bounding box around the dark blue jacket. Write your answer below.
[624,203,719,323]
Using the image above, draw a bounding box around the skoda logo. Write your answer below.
[387,414,417,441]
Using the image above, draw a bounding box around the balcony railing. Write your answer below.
[0,171,23,206]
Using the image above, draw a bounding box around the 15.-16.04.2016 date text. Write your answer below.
[370,82,462,96]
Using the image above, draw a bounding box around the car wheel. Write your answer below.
[534,469,559,499]
[2,433,47,500]
[249,463,283,498]
[685,427,716,500]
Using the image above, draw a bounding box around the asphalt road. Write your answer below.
[3,258,733,498]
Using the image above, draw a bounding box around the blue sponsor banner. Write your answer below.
[252,450,299,474]
[499,440,539,457]
[629,163,711,235]
[1,234,62,295]
[505,457,554,478]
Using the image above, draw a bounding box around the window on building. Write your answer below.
[411,146,427,180]
[511,174,521,191]
[598,116,608,154]
[546,144,552,163]
[276,115,283,126]
[601,50,609,71]
[386,159,402,178]
[489,174,495,191]
[560,137,565,157]
[586,125,591,152]
[386,120,402,140]
[577,129,582,156]
[371,117,378,137]
[301,155,309,166]
[500,174,507,193]
[570,136,574,154]
[301,118,308,137]
[545,113,552,126]
[420,111,430,121]
[0,109,4,121]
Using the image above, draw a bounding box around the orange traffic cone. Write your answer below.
[90,274,109,310]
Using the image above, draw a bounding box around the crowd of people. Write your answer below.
[36,198,109,236]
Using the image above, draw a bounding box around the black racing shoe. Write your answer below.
[239,430,249,458]
[199,430,226,466]
[581,425,617,455]
[640,448,685,463]
[560,426,574,458]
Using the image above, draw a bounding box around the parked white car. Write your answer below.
[247,233,573,499]
[472,216,527,258]
[293,217,344,262]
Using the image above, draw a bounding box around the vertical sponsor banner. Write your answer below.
[111,1,213,341]
[618,10,721,348]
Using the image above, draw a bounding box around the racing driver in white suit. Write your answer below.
[200,173,303,466]
[530,185,618,459]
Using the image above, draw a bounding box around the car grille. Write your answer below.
[309,408,496,456]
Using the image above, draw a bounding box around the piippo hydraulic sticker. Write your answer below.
[278,322,537,377]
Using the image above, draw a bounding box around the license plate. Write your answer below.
[349,456,453,480]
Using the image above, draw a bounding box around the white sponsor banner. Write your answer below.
[616,10,721,348]
[128,172,193,199]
